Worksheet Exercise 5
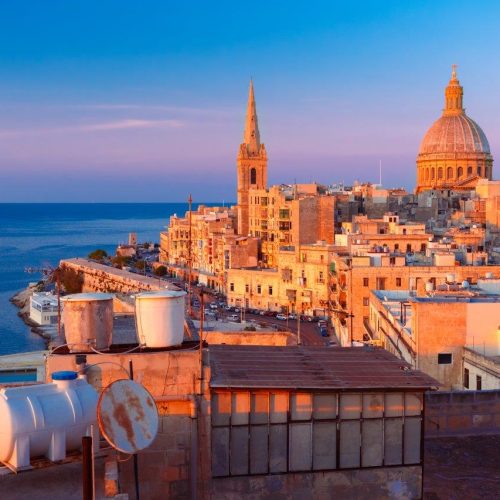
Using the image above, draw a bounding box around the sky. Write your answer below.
[0,1,499,202]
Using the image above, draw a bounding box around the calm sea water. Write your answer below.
[0,203,215,356]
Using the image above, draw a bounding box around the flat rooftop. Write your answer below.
[209,345,438,390]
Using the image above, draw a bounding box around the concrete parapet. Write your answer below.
[425,389,500,437]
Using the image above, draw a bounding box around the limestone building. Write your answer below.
[368,282,500,391]
[416,66,493,193]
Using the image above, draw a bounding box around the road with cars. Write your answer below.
[183,283,337,347]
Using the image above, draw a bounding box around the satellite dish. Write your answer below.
[97,379,159,454]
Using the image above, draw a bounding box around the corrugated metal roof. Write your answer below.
[209,345,438,390]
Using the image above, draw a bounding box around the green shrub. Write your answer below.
[154,265,167,277]
[88,249,108,261]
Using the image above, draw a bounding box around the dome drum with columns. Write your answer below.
[416,66,493,193]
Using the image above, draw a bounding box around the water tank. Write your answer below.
[135,290,187,348]
[485,272,494,279]
[446,273,456,284]
[425,281,434,293]
[61,293,114,352]
[462,280,470,289]
[0,371,98,470]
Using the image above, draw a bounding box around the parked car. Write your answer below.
[264,310,276,317]
[288,313,297,320]
[209,303,218,310]
[224,305,233,311]
[276,313,287,320]
[227,314,240,322]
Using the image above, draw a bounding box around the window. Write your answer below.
[363,297,369,307]
[463,368,469,389]
[250,168,257,185]
[257,284,261,294]
[396,278,402,287]
[390,257,396,265]
[268,286,273,296]
[230,283,234,292]
[437,353,452,364]
[211,390,423,477]
[476,375,482,391]
[394,244,399,251]
[245,284,249,293]
[363,278,369,287]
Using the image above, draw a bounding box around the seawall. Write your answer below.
[59,257,168,294]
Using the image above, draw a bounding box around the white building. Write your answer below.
[30,292,59,326]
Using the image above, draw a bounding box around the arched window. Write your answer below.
[447,167,453,179]
[477,166,482,176]
[250,168,257,185]
[438,167,443,179]
[457,166,463,178]
[467,166,472,176]
[431,168,435,180]
[425,169,429,181]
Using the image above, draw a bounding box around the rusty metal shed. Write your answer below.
[209,345,439,390]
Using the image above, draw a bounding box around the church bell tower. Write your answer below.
[237,80,267,235]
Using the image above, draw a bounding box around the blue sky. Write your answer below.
[0,1,499,202]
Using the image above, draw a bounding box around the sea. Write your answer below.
[0,203,216,356]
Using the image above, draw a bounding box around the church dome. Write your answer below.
[415,66,493,194]
[418,113,490,156]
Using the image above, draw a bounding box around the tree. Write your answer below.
[58,267,83,294]
[154,265,167,277]
[135,260,146,271]
[111,255,131,269]
[88,249,108,261]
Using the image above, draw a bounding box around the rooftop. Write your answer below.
[209,345,438,390]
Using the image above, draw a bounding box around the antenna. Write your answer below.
[379,160,382,186]
[97,379,159,454]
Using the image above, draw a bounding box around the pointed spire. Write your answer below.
[243,79,261,155]
[443,64,464,116]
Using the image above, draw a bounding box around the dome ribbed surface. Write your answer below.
[418,114,490,156]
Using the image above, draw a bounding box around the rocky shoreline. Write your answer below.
[10,283,56,343]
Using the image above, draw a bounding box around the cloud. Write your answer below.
[78,118,183,131]
[67,103,239,117]
[0,118,183,137]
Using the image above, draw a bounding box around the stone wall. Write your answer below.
[211,466,422,500]
[60,258,163,294]
[425,390,500,437]
[204,331,293,346]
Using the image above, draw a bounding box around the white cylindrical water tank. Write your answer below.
[446,273,455,284]
[425,281,434,293]
[485,272,494,279]
[462,280,470,289]
[0,371,98,470]
[135,290,187,348]
[61,293,114,352]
